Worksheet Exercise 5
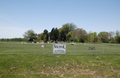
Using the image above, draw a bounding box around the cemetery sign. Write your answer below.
[53,44,66,54]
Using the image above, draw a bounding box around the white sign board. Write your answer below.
[53,44,66,54]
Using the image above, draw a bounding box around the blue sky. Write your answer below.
[0,0,120,38]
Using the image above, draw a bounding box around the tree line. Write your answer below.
[0,38,28,42]
[23,23,120,43]
[1,23,120,43]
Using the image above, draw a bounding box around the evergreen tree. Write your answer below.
[50,28,59,41]
[59,30,66,41]
[43,29,48,43]
[50,28,55,40]
[54,28,59,41]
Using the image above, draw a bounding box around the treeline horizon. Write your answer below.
[0,23,120,43]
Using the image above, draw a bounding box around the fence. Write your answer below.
[0,42,120,55]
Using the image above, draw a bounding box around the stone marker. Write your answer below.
[41,45,44,47]
[70,43,74,45]
[88,47,95,50]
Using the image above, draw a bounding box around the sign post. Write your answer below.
[103,44,104,55]
[53,44,66,54]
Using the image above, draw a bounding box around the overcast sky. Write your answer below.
[0,0,120,38]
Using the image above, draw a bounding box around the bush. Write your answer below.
[97,40,102,44]
[33,39,37,43]
[116,36,120,43]
[81,39,84,43]
[109,41,116,43]
[77,39,81,42]
[69,38,75,42]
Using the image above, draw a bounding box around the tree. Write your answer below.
[23,30,37,42]
[116,30,120,37]
[41,33,44,40]
[43,29,48,43]
[54,28,59,41]
[117,36,120,43]
[50,28,54,40]
[98,32,109,43]
[37,33,44,41]
[59,30,66,41]
[71,31,75,38]
[108,31,114,40]
[87,31,92,42]
[74,28,87,42]
[50,28,59,41]
[61,23,77,40]
[115,30,120,43]
[43,35,47,43]
[62,23,76,34]
[90,32,98,43]
[66,32,72,40]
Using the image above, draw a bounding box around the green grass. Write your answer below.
[0,42,120,77]
[0,42,120,55]
[0,55,120,78]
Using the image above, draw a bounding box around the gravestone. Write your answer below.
[70,43,74,45]
[88,47,95,50]
[41,45,44,47]
[82,43,84,45]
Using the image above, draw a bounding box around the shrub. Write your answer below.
[97,40,102,44]
[33,39,37,43]
[77,39,81,42]
[69,38,75,42]
[81,39,84,43]
[109,41,116,43]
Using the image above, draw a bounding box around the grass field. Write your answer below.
[0,55,120,78]
[0,42,120,78]
[0,42,120,55]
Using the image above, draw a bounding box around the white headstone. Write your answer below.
[21,42,23,44]
[41,45,44,47]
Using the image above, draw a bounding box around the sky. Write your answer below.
[0,0,120,38]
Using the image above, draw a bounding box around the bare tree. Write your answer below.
[75,28,87,40]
